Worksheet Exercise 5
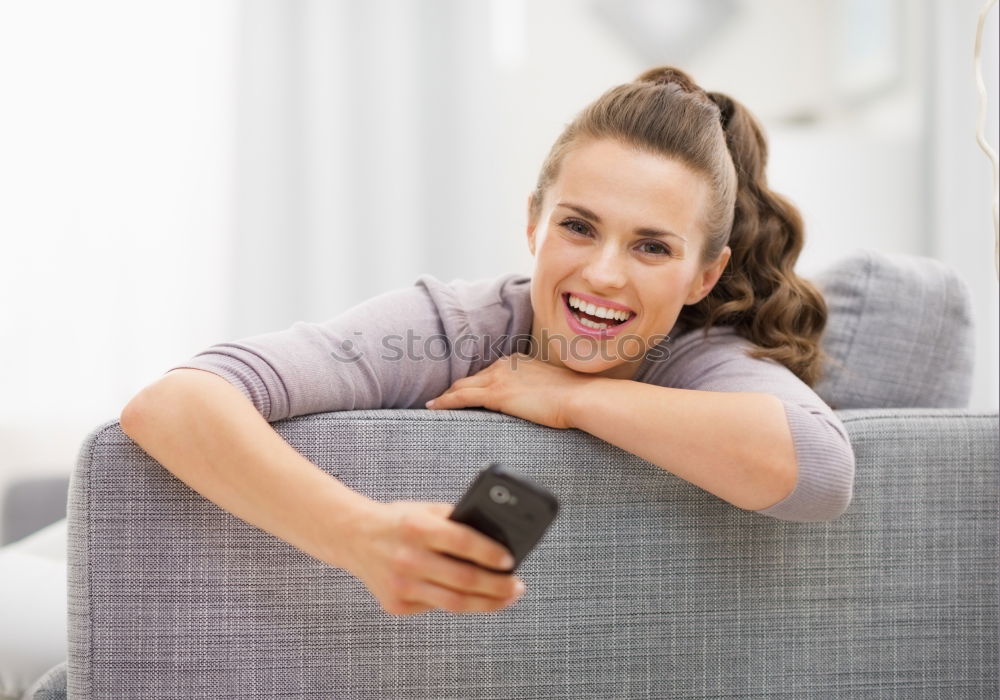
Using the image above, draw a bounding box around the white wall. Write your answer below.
[926,0,999,411]
[0,1,237,498]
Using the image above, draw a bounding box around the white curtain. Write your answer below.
[228,0,518,339]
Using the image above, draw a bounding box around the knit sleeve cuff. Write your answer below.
[753,400,856,522]
[164,346,280,422]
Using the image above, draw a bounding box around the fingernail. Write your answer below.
[501,554,515,569]
[425,399,435,408]
[514,580,525,595]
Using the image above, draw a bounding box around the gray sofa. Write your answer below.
[29,249,999,698]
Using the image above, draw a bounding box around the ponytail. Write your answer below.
[682,91,829,387]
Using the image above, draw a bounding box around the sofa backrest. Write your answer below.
[66,408,999,698]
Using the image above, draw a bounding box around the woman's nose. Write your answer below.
[581,247,627,290]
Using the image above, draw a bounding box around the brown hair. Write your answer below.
[529,66,829,387]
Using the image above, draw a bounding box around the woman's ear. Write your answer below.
[526,192,537,256]
[685,246,732,305]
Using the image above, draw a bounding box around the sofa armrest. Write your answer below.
[67,408,998,698]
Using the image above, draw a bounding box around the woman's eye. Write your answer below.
[640,241,672,257]
[560,219,590,236]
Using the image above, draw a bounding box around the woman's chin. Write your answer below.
[564,361,608,374]
[538,348,615,375]
[531,330,640,378]
[563,357,633,379]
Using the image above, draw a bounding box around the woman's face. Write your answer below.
[526,138,731,379]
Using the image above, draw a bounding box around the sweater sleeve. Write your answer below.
[640,327,855,522]
[164,279,458,422]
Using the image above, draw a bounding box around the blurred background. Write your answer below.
[0,0,997,538]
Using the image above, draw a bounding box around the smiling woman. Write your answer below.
[526,140,726,380]
[526,67,828,386]
[119,65,855,620]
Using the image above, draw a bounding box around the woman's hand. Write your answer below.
[338,500,525,616]
[425,353,594,430]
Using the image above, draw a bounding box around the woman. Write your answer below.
[121,66,855,618]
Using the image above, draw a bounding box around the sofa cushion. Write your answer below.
[813,248,975,409]
[24,661,65,700]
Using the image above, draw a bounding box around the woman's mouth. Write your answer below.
[562,293,637,338]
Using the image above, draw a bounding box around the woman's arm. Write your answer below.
[565,379,797,511]
[120,368,524,615]
[427,342,854,522]
[119,368,377,568]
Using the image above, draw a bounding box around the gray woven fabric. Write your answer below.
[67,408,998,699]
[813,248,975,410]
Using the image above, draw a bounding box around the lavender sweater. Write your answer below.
[168,273,855,522]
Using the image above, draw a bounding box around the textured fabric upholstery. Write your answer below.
[813,248,975,410]
[62,408,998,699]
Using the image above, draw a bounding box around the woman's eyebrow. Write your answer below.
[556,202,688,242]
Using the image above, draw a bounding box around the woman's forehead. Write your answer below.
[551,141,710,228]
[560,141,701,189]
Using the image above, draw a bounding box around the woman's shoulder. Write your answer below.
[637,323,787,390]
[412,271,534,369]
[414,272,531,331]
[666,323,754,355]
[641,322,754,364]
[414,271,530,311]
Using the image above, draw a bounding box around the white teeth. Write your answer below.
[578,316,609,330]
[567,295,633,322]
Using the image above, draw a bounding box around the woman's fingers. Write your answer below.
[428,502,454,517]
[446,371,494,390]
[430,373,495,407]
[413,548,523,601]
[401,507,514,573]
[394,575,523,614]
[368,501,526,616]
[442,519,514,572]
[389,600,435,616]
[402,518,521,593]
